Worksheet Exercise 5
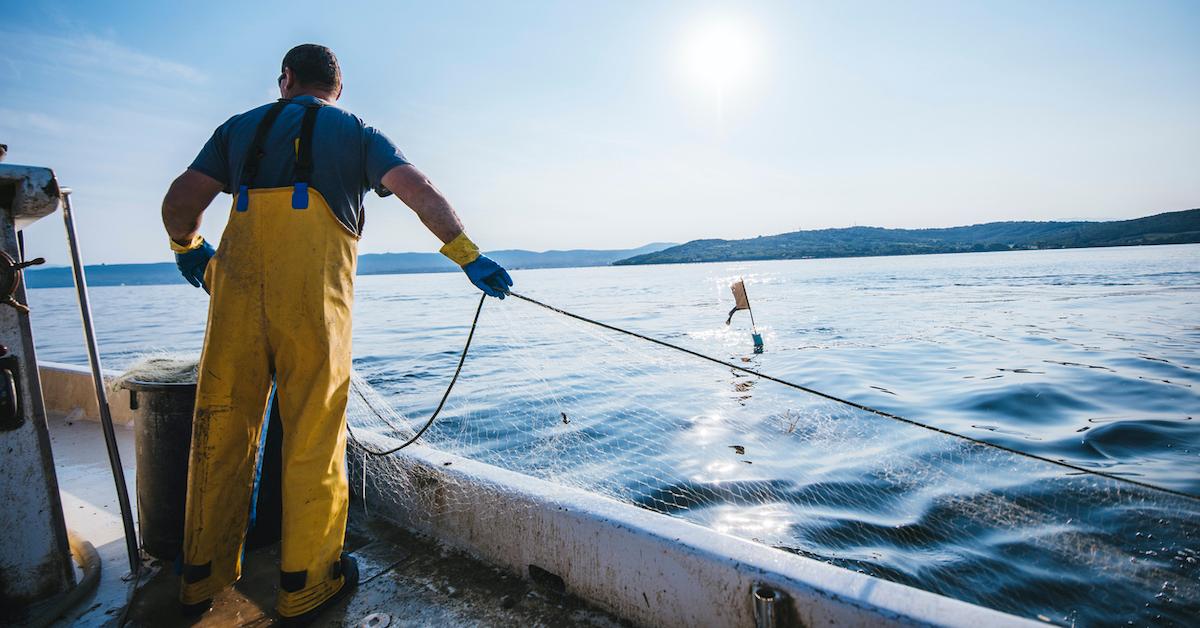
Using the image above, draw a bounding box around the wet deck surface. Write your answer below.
[46,413,630,627]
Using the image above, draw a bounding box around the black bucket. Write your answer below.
[124,380,283,560]
[124,379,196,560]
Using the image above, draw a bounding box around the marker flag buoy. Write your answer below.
[725,279,764,353]
[726,280,751,325]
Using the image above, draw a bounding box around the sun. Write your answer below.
[678,15,762,103]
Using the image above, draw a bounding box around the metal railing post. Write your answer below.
[61,189,140,574]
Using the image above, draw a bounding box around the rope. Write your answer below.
[351,289,1200,503]
[506,291,1200,502]
[350,293,485,456]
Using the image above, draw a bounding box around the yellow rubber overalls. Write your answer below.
[179,100,358,617]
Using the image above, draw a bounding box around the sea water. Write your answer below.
[28,244,1200,625]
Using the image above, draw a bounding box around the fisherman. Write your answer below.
[160,44,512,623]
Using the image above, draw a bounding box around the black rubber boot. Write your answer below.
[279,553,359,626]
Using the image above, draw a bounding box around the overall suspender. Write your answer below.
[236,99,325,212]
[292,104,321,209]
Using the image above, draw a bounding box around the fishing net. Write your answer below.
[109,353,199,390]
[345,290,1199,627]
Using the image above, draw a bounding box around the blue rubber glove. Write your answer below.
[463,255,513,299]
[175,239,215,292]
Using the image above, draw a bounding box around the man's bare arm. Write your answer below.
[381,164,465,244]
[162,169,224,244]
[382,163,512,297]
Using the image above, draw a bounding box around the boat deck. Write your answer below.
[46,411,629,627]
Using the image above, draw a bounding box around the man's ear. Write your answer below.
[281,67,296,95]
[335,83,343,101]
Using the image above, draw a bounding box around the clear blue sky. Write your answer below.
[3,0,1198,264]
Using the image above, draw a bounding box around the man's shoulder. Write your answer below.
[317,102,369,131]
[215,101,281,134]
[216,99,376,145]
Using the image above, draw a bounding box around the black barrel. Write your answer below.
[124,379,196,560]
[124,380,284,560]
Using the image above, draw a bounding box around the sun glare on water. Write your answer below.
[678,15,763,118]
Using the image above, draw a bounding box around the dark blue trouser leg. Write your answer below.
[246,383,284,550]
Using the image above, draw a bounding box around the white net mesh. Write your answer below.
[346,294,1200,627]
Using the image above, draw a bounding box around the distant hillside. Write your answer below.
[614,209,1200,266]
[25,242,677,289]
[356,242,675,276]
[25,263,184,289]
[489,243,676,270]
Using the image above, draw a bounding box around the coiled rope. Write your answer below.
[350,290,1200,503]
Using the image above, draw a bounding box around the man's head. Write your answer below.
[279,44,342,101]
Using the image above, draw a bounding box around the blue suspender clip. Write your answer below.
[291,183,309,209]
[236,185,249,212]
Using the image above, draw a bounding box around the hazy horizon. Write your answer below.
[4,1,1199,265]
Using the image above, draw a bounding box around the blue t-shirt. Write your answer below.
[189,95,409,234]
